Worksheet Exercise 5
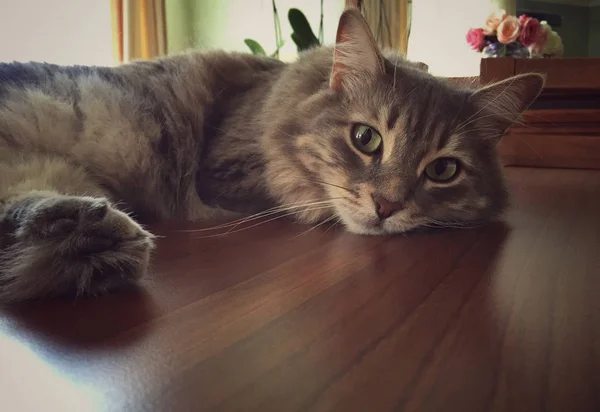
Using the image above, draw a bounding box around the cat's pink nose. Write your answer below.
[372,194,403,220]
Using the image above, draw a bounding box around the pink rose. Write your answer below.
[519,17,542,47]
[518,14,528,25]
[496,16,520,44]
[466,28,485,51]
[483,10,507,35]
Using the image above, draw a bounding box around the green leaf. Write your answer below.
[288,8,320,52]
[270,40,285,58]
[290,32,310,51]
[244,38,267,56]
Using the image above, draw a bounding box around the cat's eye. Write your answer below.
[424,158,460,182]
[351,124,382,155]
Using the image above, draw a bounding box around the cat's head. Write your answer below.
[266,8,544,235]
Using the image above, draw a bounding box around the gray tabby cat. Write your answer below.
[0,9,543,303]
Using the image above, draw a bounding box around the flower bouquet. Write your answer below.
[466,10,564,59]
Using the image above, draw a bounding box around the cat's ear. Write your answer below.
[469,73,545,133]
[330,8,385,92]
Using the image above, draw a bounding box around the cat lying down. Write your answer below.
[0,8,544,303]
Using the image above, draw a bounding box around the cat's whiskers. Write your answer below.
[421,217,482,230]
[220,201,334,236]
[179,199,339,234]
[291,213,339,239]
[324,216,342,234]
[304,179,356,195]
[178,202,330,233]
[191,204,335,239]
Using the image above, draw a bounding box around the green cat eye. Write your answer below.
[424,158,460,182]
[351,124,382,155]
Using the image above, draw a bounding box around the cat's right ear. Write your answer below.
[469,73,545,134]
[329,8,384,93]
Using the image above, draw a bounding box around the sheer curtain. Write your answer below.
[111,0,167,63]
[407,0,515,77]
[359,0,410,55]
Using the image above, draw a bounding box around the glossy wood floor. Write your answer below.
[1,167,599,412]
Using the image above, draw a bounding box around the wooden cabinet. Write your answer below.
[480,58,600,170]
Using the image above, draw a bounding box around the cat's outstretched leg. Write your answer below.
[0,156,154,304]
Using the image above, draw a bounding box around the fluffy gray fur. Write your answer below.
[0,9,544,303]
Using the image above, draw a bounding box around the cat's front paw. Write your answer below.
[0,195,155,303]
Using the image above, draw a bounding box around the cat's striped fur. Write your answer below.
[0,9,544,303]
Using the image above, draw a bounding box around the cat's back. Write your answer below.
[0,51,288,219]
[0,61,97,88]
[0,60,131,106]
[0,50,285,150]
[0,50,286,106]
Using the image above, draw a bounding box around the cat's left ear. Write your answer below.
[469,73,545,133]
[330,8,385,92]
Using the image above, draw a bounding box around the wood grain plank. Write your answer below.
[498,133,600,169]
[480,58,515,85]
[518,109,600,127]
[1,168,600,412]
[515,58,600,90]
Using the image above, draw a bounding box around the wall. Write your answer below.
[166,0,197,54]
[166,0,346,61]
[0,0,113,66]
[166,0,518,77]
[589,6,600,57]
[407,0,501,77]
[517,0,590,57]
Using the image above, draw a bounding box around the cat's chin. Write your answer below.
[341,216,423,236]
[342,218,401,236]
[345,225,386,236]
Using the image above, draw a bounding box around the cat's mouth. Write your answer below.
[343,214,425,236]
[343,216,392,236]
[357,219,384,235]
[335,202,423,235]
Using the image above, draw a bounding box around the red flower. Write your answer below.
[519,16,542,47]
[466,28,485,51]
[519,14,528,24]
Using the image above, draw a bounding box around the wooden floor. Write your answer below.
[1,167,599,412]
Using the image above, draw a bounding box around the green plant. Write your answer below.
[243,39,267,56]
[288,8,320,51]
[244,0,324,58]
